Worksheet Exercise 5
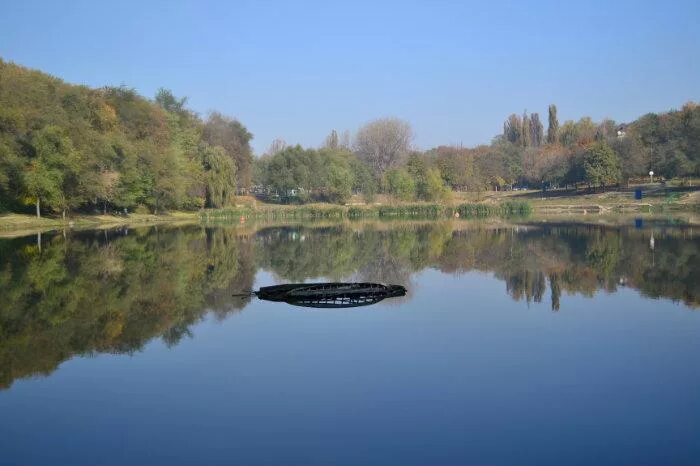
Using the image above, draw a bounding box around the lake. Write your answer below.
[1,219,699,465]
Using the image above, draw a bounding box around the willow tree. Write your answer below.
[201,145,237,208]
[202,113,253,192]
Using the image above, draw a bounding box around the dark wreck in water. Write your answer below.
[240,283,407,308]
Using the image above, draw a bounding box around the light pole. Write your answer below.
[649,170,654,184]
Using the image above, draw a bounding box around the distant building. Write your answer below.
[616,123,628,138]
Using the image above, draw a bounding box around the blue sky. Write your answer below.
[2,0,699,154]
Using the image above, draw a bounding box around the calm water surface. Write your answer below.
[1,220,699,465]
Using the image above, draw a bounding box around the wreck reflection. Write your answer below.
[252,282,407,308]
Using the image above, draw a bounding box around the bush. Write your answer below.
[134,205,151,215]
[385,169,416,201]
[423,168,451,201]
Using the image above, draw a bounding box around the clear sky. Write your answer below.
[1,0,699,154]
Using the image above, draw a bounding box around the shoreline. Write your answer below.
[1,199,699,238]
[0,212,200,238]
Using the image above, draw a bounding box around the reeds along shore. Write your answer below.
[200,201,534,221]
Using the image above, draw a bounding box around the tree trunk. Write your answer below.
[36,198,41,219]
[62,209,66,220]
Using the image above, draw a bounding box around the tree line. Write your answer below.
[493,103,700,190]
[0,59,253,217]
[258,100,699,204]
[1,58,699,215]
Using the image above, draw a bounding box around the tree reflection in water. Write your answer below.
[0,221,697,388]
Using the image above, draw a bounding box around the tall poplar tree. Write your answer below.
[547,104,559,144]
[530,113,544,147]
[503,114,522,144]
[522,112,532,147]
[324,130,339,149]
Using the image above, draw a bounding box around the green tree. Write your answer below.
[263,145,323,201]
[583,142,621,189]
[0,139,22,211]
[348,156,377,202]
[610,136,647,184]
[155,88,188,115]
[326,160,353,204]
[423,167,450,201]
[24,160,62,218]
[385,168,415,201]
[406,153,428,198]
[318,148,355,204]
[405,153,450,201]
[24,126,80,218]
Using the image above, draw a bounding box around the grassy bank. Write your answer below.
[2,188,699,235]
[0,211,199,237]
[1,201,532,236]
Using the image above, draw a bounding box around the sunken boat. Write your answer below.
[253,282,406,308]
